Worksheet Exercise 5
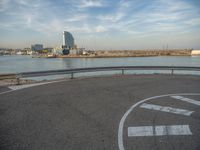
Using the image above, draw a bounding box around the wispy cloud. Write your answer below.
[0,0,200,48]
[100,0,200,35]
[98,12,124,22]
[0,0,11,12]
[64,0,106,9]
[79,0,105,8]
[95,25,107,32]
[65,14,89,22]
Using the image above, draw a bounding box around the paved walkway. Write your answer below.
[0,74,200,150]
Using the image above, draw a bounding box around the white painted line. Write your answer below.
[171,96,200,106]
[8,80,66,90]
[0,90,13,95]
[128,125,192,137]
[140,103,194,116]
[118,93,200,150]
[8,82,48,90]
[0,80,67,95]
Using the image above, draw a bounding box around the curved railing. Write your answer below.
[0,66,200,84]
[17,66,200,78]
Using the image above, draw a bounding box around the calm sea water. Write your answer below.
[0,55,200,79]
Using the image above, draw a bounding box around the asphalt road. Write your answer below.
[0,86,10,93]
[0,74,200,150]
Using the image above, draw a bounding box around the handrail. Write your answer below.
[17,66,200,78]
[1,66,200,84]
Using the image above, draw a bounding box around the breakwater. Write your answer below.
[60,49,192,58]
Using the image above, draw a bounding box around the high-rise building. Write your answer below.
[63,31,75,49]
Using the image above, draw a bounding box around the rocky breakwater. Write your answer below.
[92,49,192,57]
[57,49,192,58]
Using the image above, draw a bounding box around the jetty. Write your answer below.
[58,49,192,58]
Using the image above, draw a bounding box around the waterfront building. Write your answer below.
[44,47,53,53]
[31,44,43,51]
[69,48,84,55]
[22,48,32,55]
[16,51,22,55]
[191,50,200,55]
[62,31,75,55]
[63,31,75,49]
[69,49,80,55]
[52,47,63,55]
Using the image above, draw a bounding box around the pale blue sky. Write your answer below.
[0,0,200,49]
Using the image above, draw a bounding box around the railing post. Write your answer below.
[16,74,21,85]
[71,72,74,79]
[171,69,174,75]
[122,69,125,75]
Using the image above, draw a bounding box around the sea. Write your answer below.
[0,55,200,80]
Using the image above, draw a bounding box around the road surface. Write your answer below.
[0,74,200,150]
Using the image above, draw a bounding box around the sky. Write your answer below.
[0,0,200,49]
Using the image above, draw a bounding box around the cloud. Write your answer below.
[111,0,199,34]
[0,0,10,12]
[49,19,63,32]
[15,0,30,6]
[159,0,193,12]
[64,0,106,9]
[1,0,200,48]
[98,12,124,22]
[79,0,105,8]
[184,18,200,26]
[95,25,107,32]
[14,0,41,8]
[63,23,93,34]
[65,14,88,22]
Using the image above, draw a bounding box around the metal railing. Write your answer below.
[0,66,200,84]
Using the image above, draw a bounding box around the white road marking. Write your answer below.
[8,80,67,90]
[128,125,192,137]
[0,80,66,95]
[0,90,14,95]
[118,93,200,150]
[8,82,49,90]
[140,103,194,116]
[171,96,200,106]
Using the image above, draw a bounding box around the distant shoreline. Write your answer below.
[47,49,193,58]
[2,49,197,58]
[56,55,158,58]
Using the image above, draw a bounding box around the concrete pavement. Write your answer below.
[0,74,200,150]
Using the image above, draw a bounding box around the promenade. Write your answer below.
[0,74,200,150]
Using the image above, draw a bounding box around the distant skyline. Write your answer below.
[0,0,200,49]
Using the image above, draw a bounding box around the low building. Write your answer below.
[44,47,53,53]
[52,47,63,55]
[31,44,43,51]
[21,48,32,55]
[191,50,200,55]
[69,48,83,55]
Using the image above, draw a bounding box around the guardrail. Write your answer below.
[0,66,200,84]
